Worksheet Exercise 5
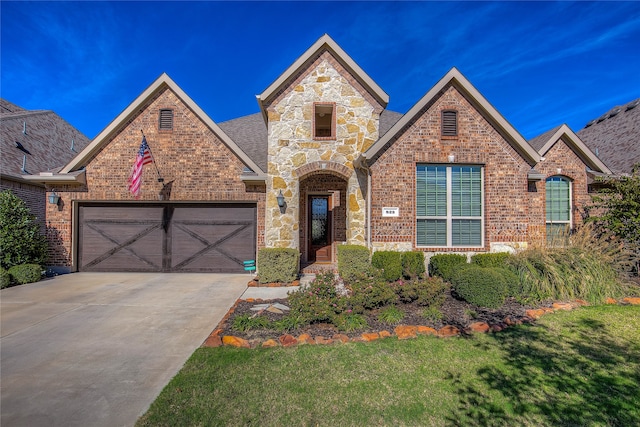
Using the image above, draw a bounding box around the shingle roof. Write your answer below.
[217,109,404,172]
[529,125,562,152]
[577,98,640,174]
[0,99,90,181]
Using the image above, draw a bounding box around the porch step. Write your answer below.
[300,263,337,275]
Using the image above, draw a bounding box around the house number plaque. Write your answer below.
[382,207,399,217]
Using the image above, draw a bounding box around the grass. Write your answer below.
[137,305,640,427]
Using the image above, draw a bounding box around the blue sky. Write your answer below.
[2,1,639,140]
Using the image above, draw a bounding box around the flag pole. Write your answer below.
[141,130,164,183]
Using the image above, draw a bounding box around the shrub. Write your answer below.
[232,314,271,332]
[0,190,48,269]
[287,272,345,323]
[348,272,398,312]
[7,264,42,285]
[371,251,402,282]
[471,252,511,268]
[393,277,448,307]
[333,313,368,332]
[450,265,509,309]
[429,254,467,281]
[1,267,11,289]
[337,245,370,282]
[257,248,299,284]
[401,251,425,279]
[377,306,405,325]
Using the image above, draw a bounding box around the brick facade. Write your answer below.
[46,87,265,270]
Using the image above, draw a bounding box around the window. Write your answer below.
[546,176,571,241]
[314,103,334,139]
[416,165,483,247]
[441,110,458,136]
[159,109,173,130]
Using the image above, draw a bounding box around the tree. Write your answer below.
[588,164,640,274]
[0,190,48,269]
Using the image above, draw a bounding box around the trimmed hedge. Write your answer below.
[450,265,509,308]
[257,248,299,284]
[0,267,10,289]
[429,254,467,281]
[471,252,511,268]
[7,264,42,285]
[371,251,403,282]
[337,245,370,282]
[401,251,426,279]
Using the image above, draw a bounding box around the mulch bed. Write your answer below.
[217,289,548,342]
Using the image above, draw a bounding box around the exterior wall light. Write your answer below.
[448,154,455,163]
[48,192,60,205]
[276,190,286,208]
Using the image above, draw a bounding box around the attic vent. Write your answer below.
[159,109,173,130]
[626,99,639,111]
[441,110,458,136]
[608,107,622,118]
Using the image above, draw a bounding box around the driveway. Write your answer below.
[1,272,249,427]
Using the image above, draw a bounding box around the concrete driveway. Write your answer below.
[1,272,249,427]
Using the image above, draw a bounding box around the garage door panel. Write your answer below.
[78,204,256,273]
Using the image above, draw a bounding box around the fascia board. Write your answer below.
[539,124,612,174]
[21,169,86,185]
[257,34,389,111]
[364,67,541,165]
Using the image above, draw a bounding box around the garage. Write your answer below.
[77,203,256,273]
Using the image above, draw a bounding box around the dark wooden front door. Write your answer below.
[78,204,256,273]
[308,196,332,263]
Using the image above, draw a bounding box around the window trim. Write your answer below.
[313,102,336,140]
[158,108,174,131]
[545,176,572,239]
[416,164,485,248]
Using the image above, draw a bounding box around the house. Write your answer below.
[576,98,640,175]
[1,99,90,226]
[25,34,610,274]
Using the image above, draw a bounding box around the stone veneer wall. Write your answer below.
[45,87,265,269]
[264,51,383,249]
[369,85,534,254]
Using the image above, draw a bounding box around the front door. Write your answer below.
[308,195,331,262]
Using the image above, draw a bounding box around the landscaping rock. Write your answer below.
[279,334,298,347]
[332,334,349,343]
[395,325,418,340]
[315,336,334,345]
[361,332,380,342]
[202,335,222,348]
[438,325,460,337]
[552,302,573,311]
[262,339,279,348]
[379,330,392,338]
[416,326,437,336]
[222,335,250,348]
[467,322,490,333]
[298,333,315,344]
[622,297,640,305]
[606,297,618,304]
[525,309,546,319]
[574,299,589,306]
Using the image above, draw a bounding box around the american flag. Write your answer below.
[128,136,153,198]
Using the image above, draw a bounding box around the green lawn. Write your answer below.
[137,305,640,427]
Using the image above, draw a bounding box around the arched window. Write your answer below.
[546,176,571,242]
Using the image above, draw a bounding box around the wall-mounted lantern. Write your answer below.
[276,190,286,213]
[48,191,60,205]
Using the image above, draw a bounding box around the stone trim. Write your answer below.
[294,161,353,180]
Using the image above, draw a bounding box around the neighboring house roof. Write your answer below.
[54,73,265,181]
[256,34,389,122]
[1,99,90,184]
[576,98,640,174]
[362,67,542,166]
[530,124,611,174]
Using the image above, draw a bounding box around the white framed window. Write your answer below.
[313,103,335,139]
[416,164,484,247]
[546,176,572,242]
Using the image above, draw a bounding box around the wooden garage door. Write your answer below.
[78,204,256,273]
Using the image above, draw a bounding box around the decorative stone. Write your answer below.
[315,336,334,345]
[504,316,522,326]
[437,325,460,337]
[574,299,589,306]
[395,325,418,340]
[250,304,271,311]
[262,339,279,348]
[525,309,547,319]
[272,303,290,311]
[605,297,618,304]
[202,335,222,348]
[622,297,640,305]
[332,334,350,343]
[379,330,392,338]
[552,302,573,311]
[297,334,315,345]
[416,326,437,336]
[467,322,490,333]
[490,324,504,332]
[266,306,284,314]
[361,332,380,342]
[272,176,287,189]
[222,336,250,348]
[279,334,298,347]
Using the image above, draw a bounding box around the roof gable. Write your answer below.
[535,124,611,174]
[256,34,389,119]
[363,67,541,166]
[61,73,264,176]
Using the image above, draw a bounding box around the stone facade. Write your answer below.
[263,50,384,262]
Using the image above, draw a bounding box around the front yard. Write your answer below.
[137,305,640,426]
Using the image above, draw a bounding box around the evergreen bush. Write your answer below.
[0,267,11,289]
[401,251,426,279]
[257,248,299,284]
[428,254,467,281]
[7,264,42,285]
[371,251,402,282]
[471,252,511,268]
[450,265,508,308]
[337,245,370,282]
